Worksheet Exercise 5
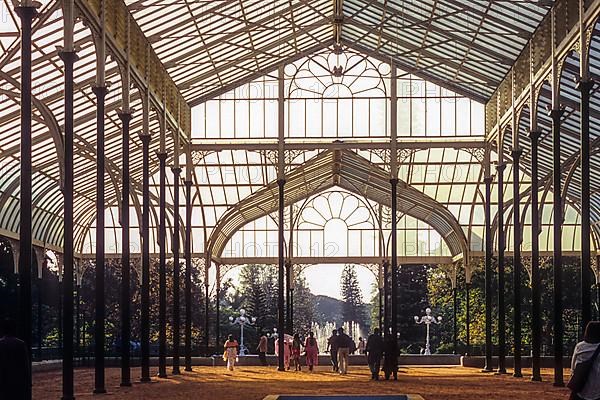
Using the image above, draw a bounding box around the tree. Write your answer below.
[239,264,267,334]
[396,264,429,353]
[292,272,315,333]
[340,264,365,337]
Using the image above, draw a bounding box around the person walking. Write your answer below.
[358,337,366,355]
[365,328,384,380]
[223,334,239,371]
[0,319,30,400]
[383,333,398,380]
[304,332,319,372]
[569,321,600,400]
[291,333,303,371]
[257,332,268,366]
[326,329,339,372]
[337,327,355,375]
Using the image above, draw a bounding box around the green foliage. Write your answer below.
[396,264,429,353]
[340,264,367,336]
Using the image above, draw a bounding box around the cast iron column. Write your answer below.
[285,259,292,334]
[59,46,77,400]
[530,129,542,382]
[215,279,220,350]
[91,83,107,394]
[118,111,132,387]
[453,286,458,354]
[483,176,494,372]
[512,149,523,378]
[383,260,390,335]
[15,9,36,393]
[578,78,594,331]
[172,167,182,375]
[390,178,398,364]
[184,180,193,372]
[37,274,42,361]
[139,132,151,382]
[204,278,209,355]
[465,282,471,355]
[75,282,80,359]
[496,163,507,374]
[157,151,168,378]
[277,179,285,371]
[550,108,564,387]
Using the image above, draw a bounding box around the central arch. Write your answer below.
[206,149,469,263]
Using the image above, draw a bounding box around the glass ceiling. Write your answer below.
[0,0,595,266]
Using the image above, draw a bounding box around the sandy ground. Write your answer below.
[33,365,572,400]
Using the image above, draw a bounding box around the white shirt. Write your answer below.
[571,341,600,400]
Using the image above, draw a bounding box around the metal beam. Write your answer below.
[213,256,455,265]
[191,138,486,152]
[75,0,191,136]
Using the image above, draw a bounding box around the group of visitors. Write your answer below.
[214,320,600,394]
[326,327,356,374]
[272,331,320,372]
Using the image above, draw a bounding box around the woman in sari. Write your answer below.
[304,331,319,372]
[275,334,293,370]
[291,333,303,371]
[223,334,239,371]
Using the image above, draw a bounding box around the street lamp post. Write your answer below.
[414,307,442,356]
[229,309,256,356]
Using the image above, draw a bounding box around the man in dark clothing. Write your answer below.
[326,329,339,372]
[336,327,355,375]
[382,333,398,380]
[0,319,31,400]
[365,328,384,380]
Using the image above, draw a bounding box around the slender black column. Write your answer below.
[204,280,209,355]
[277,179,285,371]
[383,260,390,335]
[453,286,458,354]
[139,133,151,382]
[285,260,292,334]
[215,282,220,350]
[91,84,107,394]
[496,163,507,374]
[530,129,542,382]
[289,287,294,334]
[15,8,35,397]
[59,281,63,351]
[550,108,565,387]
[76,283,81,358]
[172,167,182,375]
[59,48,77,400]
[390,178,398,365]
[465,282,471,355]
[483,176,494,372]
[512,149,523,378]
[118,111,132,387]
[157,151,168,378]
[379,278,384,330]
[37,275,43,361]
[577,78,594,332]
[184,180,193,372]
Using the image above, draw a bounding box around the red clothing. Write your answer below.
[304,337,319,366]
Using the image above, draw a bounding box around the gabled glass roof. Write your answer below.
[0,0,589,263]
[126,0,551,104]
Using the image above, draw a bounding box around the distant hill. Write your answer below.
[313,295,344,326]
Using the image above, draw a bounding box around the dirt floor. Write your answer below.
[34,365,572,400]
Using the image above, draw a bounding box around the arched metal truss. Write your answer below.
[206,149,469,263]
